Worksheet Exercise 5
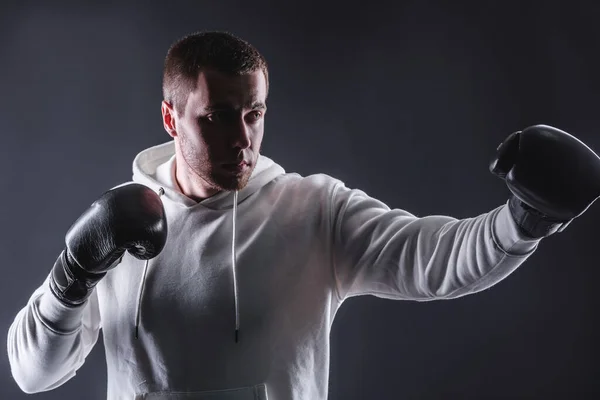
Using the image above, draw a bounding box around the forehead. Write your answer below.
[188,68,267,110]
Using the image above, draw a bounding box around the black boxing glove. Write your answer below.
[490,124,600,238]
[49,183,168,307]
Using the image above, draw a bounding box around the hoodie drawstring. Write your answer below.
[135,187,165,339]
[232,190,240,343]
[133,187,239,343]
[134,258,149,339]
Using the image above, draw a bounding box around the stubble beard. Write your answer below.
[216,160,256,191]
[181,145,256,193]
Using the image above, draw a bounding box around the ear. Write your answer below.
[161,101,178,138]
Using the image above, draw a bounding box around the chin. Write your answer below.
[214,171,252,192]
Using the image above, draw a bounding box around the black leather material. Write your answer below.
[49,183,168,306]
[49,250,108,307]
[507,194,565,239]
[491,125,600,238]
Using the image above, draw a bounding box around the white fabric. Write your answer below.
[7,140,540,399]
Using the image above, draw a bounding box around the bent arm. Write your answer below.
[7,273,101,393]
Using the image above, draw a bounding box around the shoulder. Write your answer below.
[272,171,345,194]
[254,172,346,211]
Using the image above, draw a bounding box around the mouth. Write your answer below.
[221,161,249,174]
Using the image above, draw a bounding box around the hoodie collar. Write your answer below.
[131,140,285,208]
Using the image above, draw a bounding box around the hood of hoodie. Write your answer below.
[131,140,285,208]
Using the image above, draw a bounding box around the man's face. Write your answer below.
[165,68,267,193]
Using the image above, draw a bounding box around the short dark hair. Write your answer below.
[162,31,269,115]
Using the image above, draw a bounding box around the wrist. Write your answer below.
[49,249,105,307]
[507,194,567,239]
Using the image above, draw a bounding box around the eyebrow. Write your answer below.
[203,101,267,113]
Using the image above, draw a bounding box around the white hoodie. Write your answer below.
[7,140,540,400]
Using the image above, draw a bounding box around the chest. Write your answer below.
[100,202,332,338]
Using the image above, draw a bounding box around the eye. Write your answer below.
[247,111,263,123]
[206,111,235,124]
[206,112,223,123]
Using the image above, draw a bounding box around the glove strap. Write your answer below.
[49,250,106,307]
[508,195,570,239]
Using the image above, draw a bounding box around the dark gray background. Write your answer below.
[2,0,599,398]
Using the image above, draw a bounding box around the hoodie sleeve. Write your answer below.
[329,183,541,301]
[7,273,102,393]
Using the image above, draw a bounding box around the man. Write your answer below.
[7,31,600,400]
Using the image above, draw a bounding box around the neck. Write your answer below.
[174,156,220,202]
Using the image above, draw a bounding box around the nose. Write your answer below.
[231,118,251,150]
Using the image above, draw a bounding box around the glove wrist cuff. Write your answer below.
[508,195,568,239]
[49,249,105,307]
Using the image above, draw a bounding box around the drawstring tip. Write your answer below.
[135,326,139,339]
[235,329,239,343]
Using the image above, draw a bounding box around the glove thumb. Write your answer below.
[490,130,521,179]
